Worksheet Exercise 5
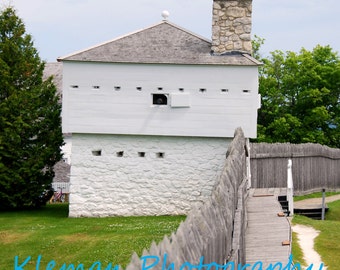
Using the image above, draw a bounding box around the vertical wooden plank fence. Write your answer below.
[250,143,340,194]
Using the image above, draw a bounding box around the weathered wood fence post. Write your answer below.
[321,188,326,220]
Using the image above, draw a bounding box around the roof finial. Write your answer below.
[161,10,170,21]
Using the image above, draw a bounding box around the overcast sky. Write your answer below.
[6,0,340,62]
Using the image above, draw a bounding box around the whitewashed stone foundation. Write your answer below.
[69,134,231,217]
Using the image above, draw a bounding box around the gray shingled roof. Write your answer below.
[43,62,63,99]
[58,21,260,66]
[53,161,70,183]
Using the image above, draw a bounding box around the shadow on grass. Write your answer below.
[0,203,69,218]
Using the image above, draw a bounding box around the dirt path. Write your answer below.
[295,194,340,205]
[290,194,340,269]
[292,224,326,269]
[294,194,340,210]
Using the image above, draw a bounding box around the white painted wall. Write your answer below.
[69,133,231,217]
[62,62,260,138]
[61,135,72,164]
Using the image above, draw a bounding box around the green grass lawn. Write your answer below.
[4,194,339,269]
[291,231,307,267]
[292,196,340,270]
[0,204,186,269]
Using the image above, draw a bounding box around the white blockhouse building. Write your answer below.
[58,0,261,217]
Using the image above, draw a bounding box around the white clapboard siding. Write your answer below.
[62,62,259,138]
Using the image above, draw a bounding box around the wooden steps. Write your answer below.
[294,204,329,220]
[278,194,329,220]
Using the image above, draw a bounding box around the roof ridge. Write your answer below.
[162,20,211,43]
[57,20,211,61]
[57,20,260,66]
[57,21,164,61]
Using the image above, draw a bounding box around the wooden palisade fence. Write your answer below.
[125,128,249,269]
[250,143,340,194]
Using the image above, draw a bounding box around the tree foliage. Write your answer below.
[253,39,340,148]
[0,7,64,209]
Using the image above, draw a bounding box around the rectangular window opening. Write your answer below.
[92,150,102,156]
[92,86,100,90]
[114,86,121,91]
[156,152,165,158]
[116,151,124,157]
[152,94,168,105]
[179,88,184,92]
[138,152,146,157]
[243,89,251,93]
[221,89,229,93]
[157,87,163,91]
[70,85,79,89]
[136,87,142,91]
[199,88,207,93]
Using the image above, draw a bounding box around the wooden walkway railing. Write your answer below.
[246,188,291,268]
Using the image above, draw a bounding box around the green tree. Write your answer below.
[252,35,265,61]
[0,7,64,209]
[255,45,340,147]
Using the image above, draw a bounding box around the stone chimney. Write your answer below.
[212,0,253,55]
